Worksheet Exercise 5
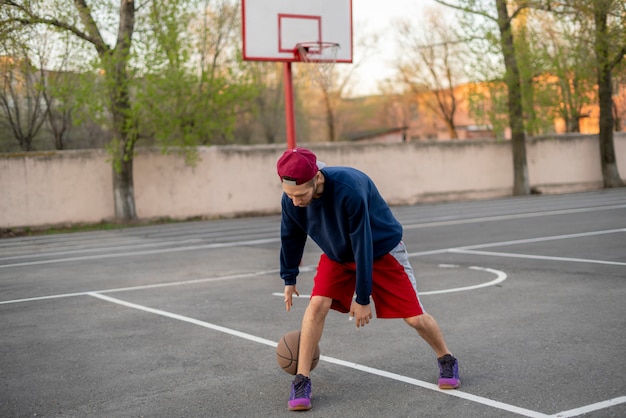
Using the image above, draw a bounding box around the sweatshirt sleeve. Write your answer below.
[346,194,373,306]
[279,198,308,286]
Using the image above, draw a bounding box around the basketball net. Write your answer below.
[295,42,340,90]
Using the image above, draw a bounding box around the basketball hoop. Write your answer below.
[294,42,340,89]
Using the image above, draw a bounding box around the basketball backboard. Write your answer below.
[241,0,353,63]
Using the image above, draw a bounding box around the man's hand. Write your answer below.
[349,300,373,328]
[283,285,300,312]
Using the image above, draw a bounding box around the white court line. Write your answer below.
[87,292,549,418]
[402,205,626,230]
[450,249,626,266]
[272,265,508,298]
[548,396,626,417]
[2,206,623,269]
[456,228,626,251]
[0,269,282,305]
[0,238,203,262]
[0,238,279,269]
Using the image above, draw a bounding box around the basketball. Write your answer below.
[276,330,320,375]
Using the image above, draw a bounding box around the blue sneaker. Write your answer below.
[437,354,460,389]
[288,374,312,411]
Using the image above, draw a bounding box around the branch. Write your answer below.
[1,0,110,55]
[435,0,496,22]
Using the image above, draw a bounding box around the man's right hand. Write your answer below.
[283,285,300,312]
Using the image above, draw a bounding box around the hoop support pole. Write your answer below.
[283,62,296,149]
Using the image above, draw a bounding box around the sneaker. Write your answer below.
[437,354,460,389]
[288,374,312,411]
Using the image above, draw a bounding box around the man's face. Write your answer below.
[282,178,317,207]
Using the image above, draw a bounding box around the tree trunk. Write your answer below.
[323,91,336,142]
[594,5,624,188]
[496,0,529,195]
[107,0,138,220]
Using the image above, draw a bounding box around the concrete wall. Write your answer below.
[1,134,625,228]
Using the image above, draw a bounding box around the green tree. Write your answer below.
[2,0,142,219]
[438,0,532,195]
[135,0,256,160]
[530,9,595,133]
[590,0,625,187]
[1,0,259,220]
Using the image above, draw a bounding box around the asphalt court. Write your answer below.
[1,189,625,417]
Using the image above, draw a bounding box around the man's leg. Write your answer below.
[404,313,460,389]
[298,295,332,376]
[289,296,332,411]
[404,313,450,357]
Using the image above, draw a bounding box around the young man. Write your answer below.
[277,148,460,411]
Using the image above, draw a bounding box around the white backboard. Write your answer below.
[241,0,353,63]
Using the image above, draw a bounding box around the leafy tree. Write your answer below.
[590,0,625,187]
[438,0,532,195]
[2,0,143,219]
[1,0,260,220]
[135,0,256,161]
[530,9,595,133]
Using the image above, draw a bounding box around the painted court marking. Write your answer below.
[2,221,624,415]
[271,265,508,298]
[86,292,626,418]
[88,292,547,417]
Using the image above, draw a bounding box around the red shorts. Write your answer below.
[311,250,424,319]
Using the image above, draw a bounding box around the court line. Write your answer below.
[402,205,626,230]
[0,238,204,262]
[0,268,286,305]
[456,228,626,251]
[271,265,508,298]
[548,396,626,417]
[87,292,549,418]
[2,206,623,269]
[0,238,279,269]
[450,249,626,266]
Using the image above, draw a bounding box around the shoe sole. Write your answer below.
[438,382,460,389]
[288,404,312,411]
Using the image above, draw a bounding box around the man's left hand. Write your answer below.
[349,301,373,328]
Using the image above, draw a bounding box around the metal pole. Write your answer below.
[283,62,296,149]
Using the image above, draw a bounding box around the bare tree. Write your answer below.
[0,37,47,151]
[297,32,379,142]
[394,8,467,139]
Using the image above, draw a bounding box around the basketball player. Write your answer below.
[276,148,461,411]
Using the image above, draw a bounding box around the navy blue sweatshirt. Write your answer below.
[279,166,403,305]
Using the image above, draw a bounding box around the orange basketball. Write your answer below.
[276,330,320,375]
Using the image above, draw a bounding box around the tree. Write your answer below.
[0,36,47,151]
[1,0,259,220]
[2,0,141,219]
[544,0,625,187]
[591,0,625,187]
[531,10,595,133]
[135,0,256,158]
[438,0,531,195]
[395,8,466,139]
[297,31,379,142]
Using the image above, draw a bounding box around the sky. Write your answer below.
[349,0,448,96]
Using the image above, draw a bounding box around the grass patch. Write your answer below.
[0,217,199,239]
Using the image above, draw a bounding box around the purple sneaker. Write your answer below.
[437,354,460,389]
[288,374,312,411]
